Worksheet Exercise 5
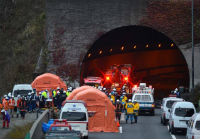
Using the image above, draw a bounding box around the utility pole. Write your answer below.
[191,0,194,92]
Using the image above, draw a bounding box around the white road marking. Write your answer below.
[166,125,176,139]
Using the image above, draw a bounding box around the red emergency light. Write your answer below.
[124,76,128,81]
[106,76,110,81]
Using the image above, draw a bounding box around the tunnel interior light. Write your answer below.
[121,46,124,51]
[171,43,174,47]
[133,45,137,49]
[158,43,162,47]
[109,48,113,52]
[145,44,149,48]
[99,50,102,54]
[88,53,91,57]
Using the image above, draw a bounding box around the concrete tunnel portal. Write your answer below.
[80,26,189,100]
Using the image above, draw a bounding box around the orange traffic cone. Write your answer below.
[117,121,120,127]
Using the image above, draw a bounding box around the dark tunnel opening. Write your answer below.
[80,25,189,100]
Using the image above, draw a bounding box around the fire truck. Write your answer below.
[104,64,132,93]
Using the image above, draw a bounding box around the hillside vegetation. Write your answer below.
[0,0,46,95]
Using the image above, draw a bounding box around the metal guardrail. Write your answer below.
[27,109,50,139]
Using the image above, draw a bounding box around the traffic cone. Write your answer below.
[117,121,120,127]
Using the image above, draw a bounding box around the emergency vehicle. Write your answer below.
[60,100,88,139]
[132,83,155,115]
[83,76,102,88]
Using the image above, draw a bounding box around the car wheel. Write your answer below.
[171,125,176,134]
[84,136,88,139]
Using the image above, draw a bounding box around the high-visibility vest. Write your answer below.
[3,101,9,111]
[9,99,15,109]
[42,91,47,99]
[66,91,71,97]
[52,90,56,97]
[125,102,134,114]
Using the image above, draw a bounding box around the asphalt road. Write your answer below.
[89,109,186,139]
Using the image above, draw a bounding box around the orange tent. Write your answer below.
[67,86,119,132]
[31,73,67,94]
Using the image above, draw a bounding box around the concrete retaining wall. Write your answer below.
[29,110,50,139]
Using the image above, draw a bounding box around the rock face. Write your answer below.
[46,0,200,87]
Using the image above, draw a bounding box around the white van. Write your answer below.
[132,93,155,115]
[169,101,196,134]
[12,84,33,106]
[161,97,184,125]
[186,113,200,139]
[60,100,88,139]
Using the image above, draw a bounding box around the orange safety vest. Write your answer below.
[3,100,9,111]
[9,99,15,109]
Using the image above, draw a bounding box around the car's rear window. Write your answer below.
[134,95,152,102]
[195,121,200,130]
[166,100,176,108]
[175,108,195,117]
[62,112,86,121]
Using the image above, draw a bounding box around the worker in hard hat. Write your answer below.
[1,109,10,128]
[133,100,140,123]
[16,95,21,118]
[115,99,123,124]
[125,99,134,124]
[8,96,15,118]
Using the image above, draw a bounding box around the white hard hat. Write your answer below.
[57,87,60,90]
[28,93,31,95]
[128,99,132,102]
[117,99,120,102]
[39,92,42,95]
[17,95,21,98]
[110,98,113,102]
[175,88,178,91]
[11,95,14,98]
[57,91,60,94]
[113,88,116,91]
[4,95,7,98]
[6,97,9,100]
[1,109,5,113]
[8,92,11,97]
[64,91,66,93]
[103,88,106,90]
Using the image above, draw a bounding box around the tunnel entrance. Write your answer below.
[81,25,189,100]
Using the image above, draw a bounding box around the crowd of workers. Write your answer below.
[0,87,73,128]
[0,85,139,128]
[105,87,140,124]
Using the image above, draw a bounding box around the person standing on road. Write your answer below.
[133,101,140,123]
[16,95,21,118]
[8,96,15,118]
[115,99,123,124]
[1,109,10,128]
[19,96,27,119]
[125,99,134,124]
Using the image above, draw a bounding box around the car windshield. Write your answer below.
[175,108,195,117]
[134,95,151,102]
[14,90,32,97]
[166,100,176,108]
[62,112,86,121]
[195,121,200,130]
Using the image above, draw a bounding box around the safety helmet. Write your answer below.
[57,91,60,94]
[5,97,9,100]
[31,91,34,94]
[113,88,116,91]
[57,87,60,90]
[1,109,5,113]
[116,99,120,102]
[128,99,132,102]
[64,91,66,93]
[175,88,178,91]
[122,92,126,95]
[4,95,7,98]
[11,95,14,98]
[110,98,113,102]
[39,92,42,95]
[28,93,31,95]
[8,92,11,97]
[17,95,21,98]
[103,88,106,91]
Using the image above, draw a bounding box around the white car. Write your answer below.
[161,97,184,125]
[186,113,200,139]
[132,93,155,115]
[60,100,88,139]
[12,84,33,106]
[169,101,196,134]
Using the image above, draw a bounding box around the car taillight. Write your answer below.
[86,123,88,130]
[192,135,194,139]
[152,104,155,108]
